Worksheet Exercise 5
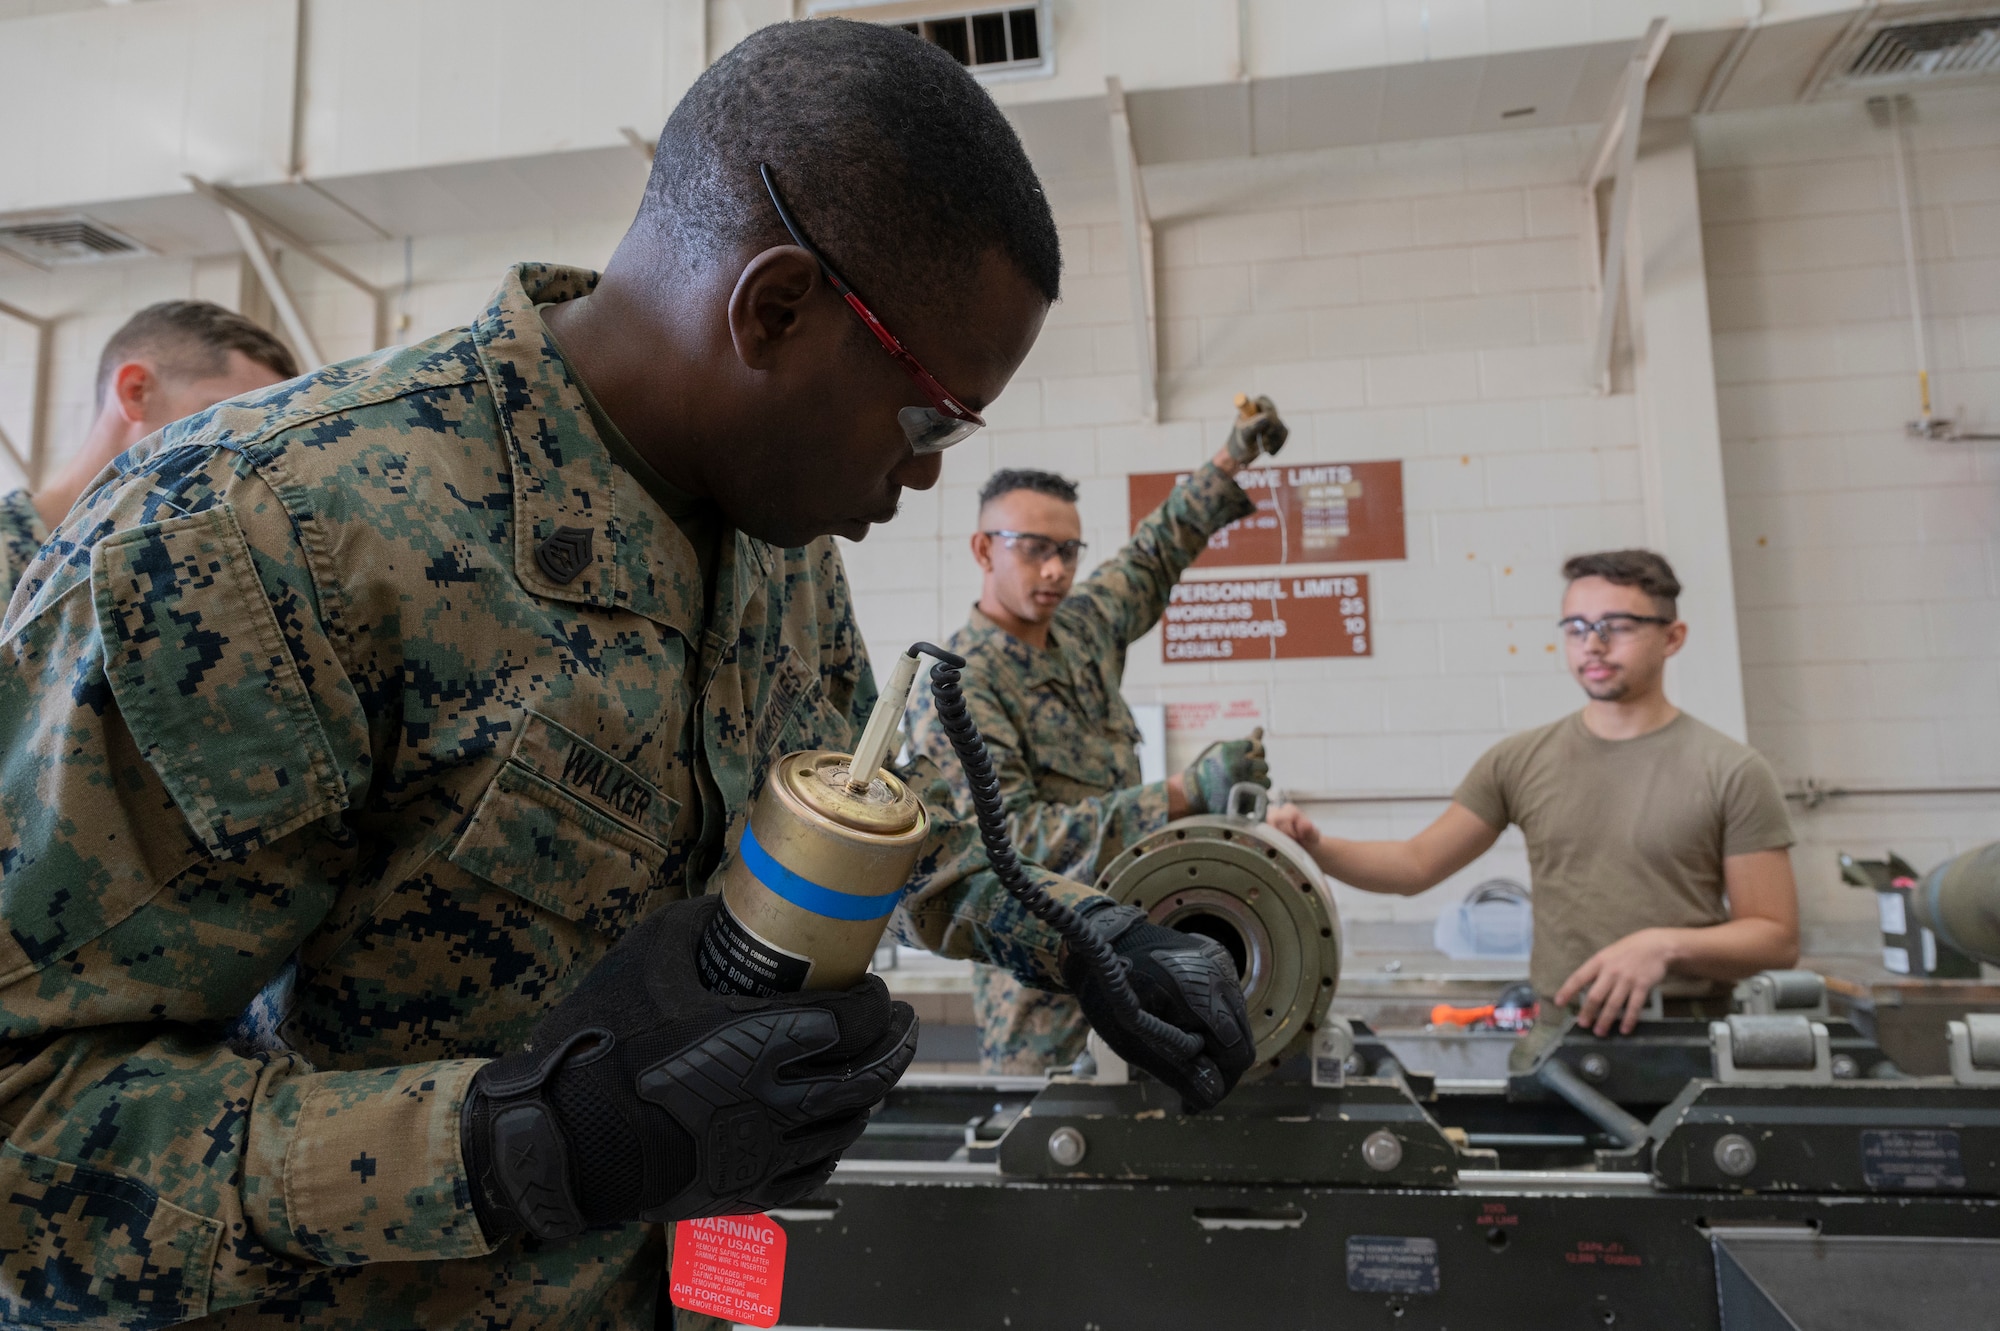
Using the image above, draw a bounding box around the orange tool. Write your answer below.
[1431,1003,1497,1028]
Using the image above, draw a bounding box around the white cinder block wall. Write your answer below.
[1699,83,2000,951]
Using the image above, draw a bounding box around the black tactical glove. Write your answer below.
[1180,728,1269,814]
[1060,900,1255,1113]
[462,894,917,1240]
[1225,394,1289,464]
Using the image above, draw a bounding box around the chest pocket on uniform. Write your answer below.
[1028,685,1137,799]
[449,712,678,932]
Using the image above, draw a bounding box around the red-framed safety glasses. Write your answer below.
[759,163,985,455]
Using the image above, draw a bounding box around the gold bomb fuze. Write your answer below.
[699,650,932,996]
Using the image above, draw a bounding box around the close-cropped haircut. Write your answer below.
[979,467,1078,509]
[94,301,298,407]
[642,20,1060,330]
[1562,549,1682,619]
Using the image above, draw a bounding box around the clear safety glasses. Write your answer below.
[1557,613,1673,643]
[759,164,986,455]
[983,530,1088,567]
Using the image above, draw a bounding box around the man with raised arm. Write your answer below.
[907,404,1284,1073]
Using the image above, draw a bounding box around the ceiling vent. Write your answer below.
[1829,7,2000,91]
[0,215,148,267]
[809,2,1051,80]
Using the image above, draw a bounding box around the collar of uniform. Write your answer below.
[963,604,1069,688]
[472,261,702,638]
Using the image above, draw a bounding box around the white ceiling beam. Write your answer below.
[620,127,656,163]
[1583,17,1670,190]
[1799,1,1878,103]
[1590,65,1648,395]
[187,176,383,301]
[189,175,391,356]
[223,207,326,369]
[1695,3,1764,116]
[1583,17,1669,395]
[1106,76,1158,424]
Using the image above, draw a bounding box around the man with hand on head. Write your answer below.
[907,399,1285,1074]
[0,23,1250,1330]
[0,300,296,602]
[1267,550,1799,1040]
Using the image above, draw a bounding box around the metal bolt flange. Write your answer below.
[1047,1126,1088,1168]
[1579,1052,1611,1083]
[1713,1133,1757,1178]
[1361,1129,1404,1172]
[1831,1054,1860,1080]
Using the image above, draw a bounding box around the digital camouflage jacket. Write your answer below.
[905,462,1254,1071]
[0,263,1101,1330]
[0,489,46,609]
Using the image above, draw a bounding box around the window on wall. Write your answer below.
[895,6,1047,77]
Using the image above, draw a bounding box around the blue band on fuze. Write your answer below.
[739,825,904,922]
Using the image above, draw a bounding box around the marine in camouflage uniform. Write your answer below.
[0,263,1108,1329]
[906,461,1255,1072]
[0,492,44,609]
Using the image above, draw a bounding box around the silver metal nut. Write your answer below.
[1579,1052,1611,1083]
[1713,1133,1757,1178]
[1047,1126,1088,1168]
[1361,1129,1404,1172]
[1831,1053,1860,1080]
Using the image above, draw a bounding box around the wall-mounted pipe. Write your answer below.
[1872,94,2000,442]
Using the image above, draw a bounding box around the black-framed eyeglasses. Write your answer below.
[983,530,1087,567]
[758,163,985,455]
[1558,613,1673,643]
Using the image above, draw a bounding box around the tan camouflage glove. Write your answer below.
[1181,728,1269,815]
[1225,394,1289,465]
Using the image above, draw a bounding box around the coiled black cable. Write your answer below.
[909,643,1204,1061]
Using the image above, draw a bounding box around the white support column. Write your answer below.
[224,208,326,369]
[1630,119,1747,741]
[1106,77,1157,423]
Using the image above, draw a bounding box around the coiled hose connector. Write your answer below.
[910,643,1204,1061]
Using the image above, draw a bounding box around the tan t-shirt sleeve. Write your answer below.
[1451,737,1513,832]
[1720,749,1795,856]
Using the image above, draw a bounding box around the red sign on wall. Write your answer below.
[1129,462,1406,567]
[1162,573,1372,663]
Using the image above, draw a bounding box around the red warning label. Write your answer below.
[670,1215,788,1328]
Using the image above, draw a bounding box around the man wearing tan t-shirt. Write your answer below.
[1267,549,1799,1036]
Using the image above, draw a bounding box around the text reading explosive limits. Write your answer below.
[1129,461,1406,567]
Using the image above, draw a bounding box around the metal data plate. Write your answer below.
[1097,813,1339,1071]
[1652,1080,2000,1194]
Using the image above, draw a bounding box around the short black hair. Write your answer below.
[643,19,1060,329]
[979,467,1077,508]
[1562,549,1681,618]
[95,300,297,407]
